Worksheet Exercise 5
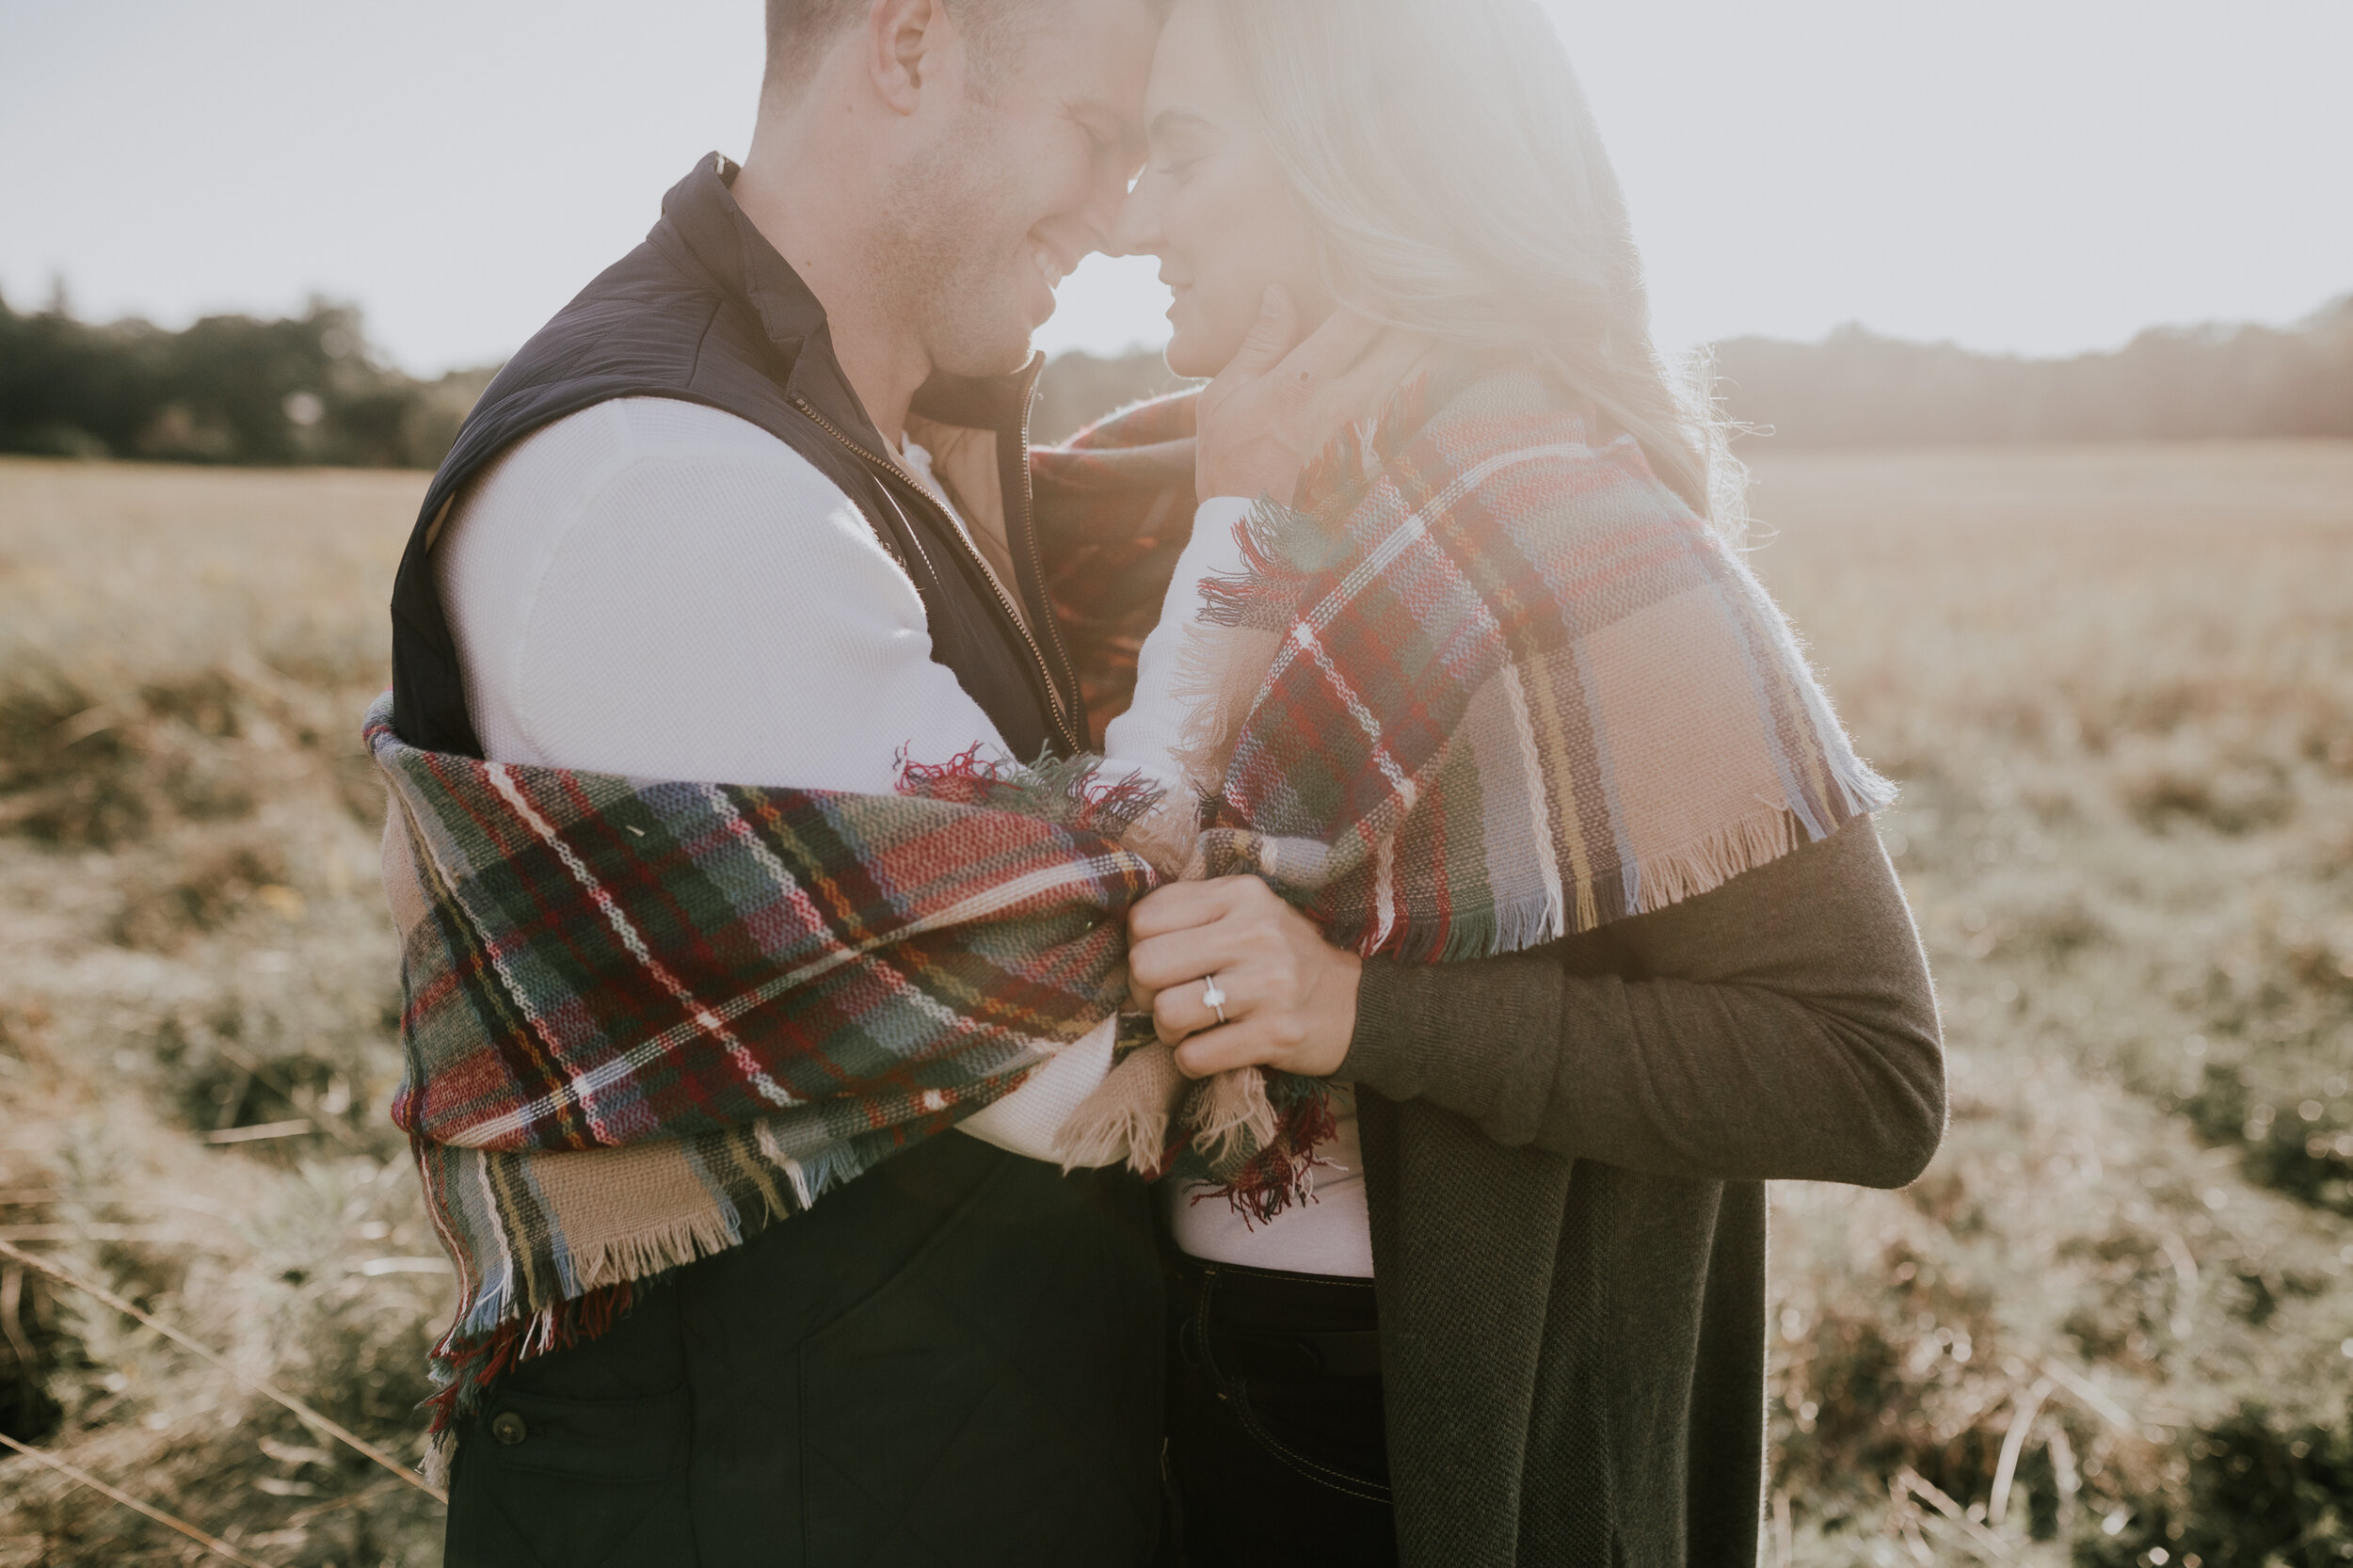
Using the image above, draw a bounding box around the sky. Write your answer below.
[2,1,2348,376]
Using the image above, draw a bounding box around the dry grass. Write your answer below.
[0,461,443,1564]
[1,443,2349,1564]
[1744,442,2353,1567]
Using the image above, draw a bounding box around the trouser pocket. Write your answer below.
[443,1384,693,1568]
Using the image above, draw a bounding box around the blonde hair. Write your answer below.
[1210,0,1739,530]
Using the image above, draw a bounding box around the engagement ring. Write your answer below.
[1201,974,1227,1026]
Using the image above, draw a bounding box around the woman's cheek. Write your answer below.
[1162,183,1208,279]
[1159,187,1216,362]
[1175,189,1253,359]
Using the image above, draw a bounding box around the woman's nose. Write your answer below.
[1109,176,1163,260]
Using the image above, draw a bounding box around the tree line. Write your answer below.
[4,285,2346,469]
[0,288,488,469]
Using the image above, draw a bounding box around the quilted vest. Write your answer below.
[388,152,1086,764]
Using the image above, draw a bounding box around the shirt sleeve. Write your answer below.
[443,399,1006,793]
[1100,495,1255,795]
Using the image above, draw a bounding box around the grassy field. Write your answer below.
[0,442,2348,1565]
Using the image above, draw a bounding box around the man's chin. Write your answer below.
[928,311,1041,383]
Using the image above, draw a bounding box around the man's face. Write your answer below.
[885,0,1159,379]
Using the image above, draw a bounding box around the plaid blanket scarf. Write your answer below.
[1188,360,1893,947]
[1048,361,1897,1202]
[377,358,1890,1451]
[372,719,1159,1451]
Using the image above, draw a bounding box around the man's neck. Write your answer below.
[732,131,930,448]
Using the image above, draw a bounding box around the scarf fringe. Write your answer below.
[1165,616,1282,809]
[1831,747,1901,819]
[1196,497,1331,632]
[1333,799,1894,967]
[567,1208,753,1292]
[1121,795,1207,884]
[758,1126,898,1214]
[1166,497,1342,844]
[1052,1043,1328,1205]
[1184,1067,1279,1170]
[1054,1032,1184,1176]
[420,1136,879,1448]
[1627,805,1802,914]
[897,744,1167,840]
[424,1277,641,1444]
[1052,1097,1170,1177]
[423,1426,456,1491]
[1187,1078,1342,1225]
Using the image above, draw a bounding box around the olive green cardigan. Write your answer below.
[1343,819,1945,1567]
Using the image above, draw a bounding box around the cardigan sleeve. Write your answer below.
[1338,818,1946,1190]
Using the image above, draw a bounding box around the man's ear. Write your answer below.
[864,0,955,115]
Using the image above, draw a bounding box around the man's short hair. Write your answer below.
[762,0,1032,104]
[762,0,1166,105]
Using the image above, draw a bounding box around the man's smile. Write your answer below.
[1028,235,1077,292]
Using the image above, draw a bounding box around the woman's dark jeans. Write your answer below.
[1165,1257,1398,1568]
[442,1131,1166,1567]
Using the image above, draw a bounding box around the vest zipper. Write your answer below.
[787,392,1080,756]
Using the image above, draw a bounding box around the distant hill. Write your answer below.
[1713,296,2353,447]
[5,287,2345,469]
[1041,296,2353,453]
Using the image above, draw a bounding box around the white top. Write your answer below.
[1101,499,1376,1278]
[1167,1087,1372,1277]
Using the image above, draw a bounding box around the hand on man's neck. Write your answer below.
[733,116,932,449]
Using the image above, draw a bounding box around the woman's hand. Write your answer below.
[1126,875,1363,1080]
[1194,286,1433,507]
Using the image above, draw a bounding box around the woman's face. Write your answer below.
[1115,0,1330,378]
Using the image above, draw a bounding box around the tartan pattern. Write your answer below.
[1031,391,1200,744]
[1199,362,1894,957]
[370,703,1155,1424]
[1065,363,1893,1208]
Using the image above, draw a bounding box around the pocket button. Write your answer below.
[489,1410,529,1446]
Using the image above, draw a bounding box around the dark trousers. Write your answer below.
[1165,1258,1398,1568]
[443,1132,1165,1568]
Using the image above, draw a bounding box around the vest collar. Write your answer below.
[658,153,1040,452]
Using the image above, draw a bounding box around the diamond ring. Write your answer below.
[1201,974,1227,1027]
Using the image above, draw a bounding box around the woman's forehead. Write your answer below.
[1144,0,1245,128]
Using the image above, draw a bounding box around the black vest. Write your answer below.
[389,153,1086,763]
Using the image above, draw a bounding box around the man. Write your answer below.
[385,1,1168,1560]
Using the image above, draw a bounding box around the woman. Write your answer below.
[1061,2,1948,1563]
